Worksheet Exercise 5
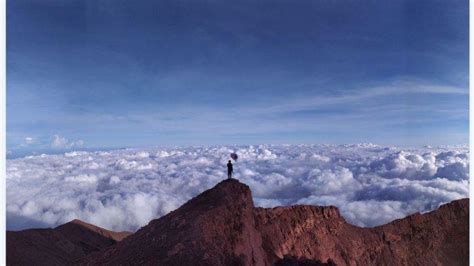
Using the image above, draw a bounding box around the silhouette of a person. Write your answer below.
[227,160,233,179]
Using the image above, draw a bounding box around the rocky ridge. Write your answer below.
[7,179,469,265]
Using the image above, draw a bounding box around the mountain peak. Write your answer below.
[58,219,132,242]
[175,178,253,212]
[84,178,266,265]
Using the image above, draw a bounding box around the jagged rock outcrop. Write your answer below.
[255,200,469,265]
[7,179,469,265]
[7,219,132,266]
[373,199,469,265]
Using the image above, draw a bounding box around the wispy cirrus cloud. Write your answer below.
[9,77,466,153]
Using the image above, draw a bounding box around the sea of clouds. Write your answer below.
[6,144,469,231]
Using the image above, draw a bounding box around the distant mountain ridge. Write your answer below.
[7,179,469,265]
[7,219,132,265]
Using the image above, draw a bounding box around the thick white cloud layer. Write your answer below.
[6,144,469,231]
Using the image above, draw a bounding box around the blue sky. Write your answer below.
[7,0,469,156]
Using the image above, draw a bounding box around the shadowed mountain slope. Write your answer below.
[7,219,132,266]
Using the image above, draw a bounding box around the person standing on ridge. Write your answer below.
[227,160,233,179]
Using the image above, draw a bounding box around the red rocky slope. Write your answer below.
[81,179,267,265]
[80,179,469,265]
